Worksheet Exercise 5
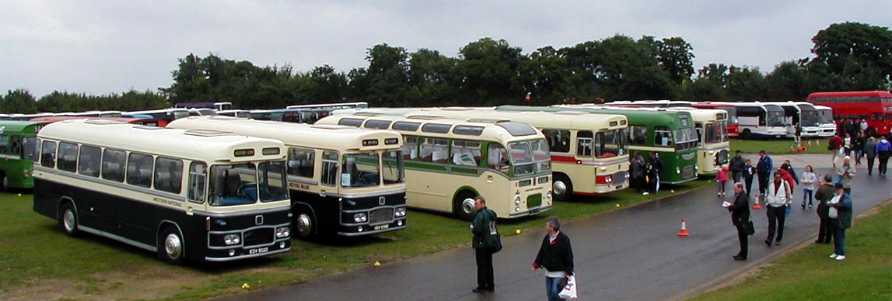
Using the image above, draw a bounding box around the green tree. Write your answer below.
[807,22,892,90]
[406,49,459,105]
[764,61,808,99]
[457,38,524,104]
[655,37,695,84]
[364,43,410,106]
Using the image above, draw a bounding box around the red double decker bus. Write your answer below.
[806,91,892,136]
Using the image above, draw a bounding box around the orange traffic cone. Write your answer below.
[677,218,689,238]
[752,196,763,209]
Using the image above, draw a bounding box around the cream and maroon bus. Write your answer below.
[168,116,407,238]
[317,114,552,220]
[32,119,293,263]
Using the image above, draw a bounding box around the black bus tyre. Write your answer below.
[453,191,477,221]
[158,226,185,264]
[293,208,316,240]
[552,174,573,202]
[59,202,79,236]
[741,129,752,139]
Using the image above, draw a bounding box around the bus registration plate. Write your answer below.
[374,224,390,231]
[249,247,269,255]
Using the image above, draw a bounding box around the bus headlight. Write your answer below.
[514,195,522,205]
[224,233,241,245]
[676,167,681,174]
[276,226,290,238]
[354,213,368,223]
[394,207,407,218]
[24,168,32,177]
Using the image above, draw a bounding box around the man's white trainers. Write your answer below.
[830,253,838,258]
[835,255,846,261]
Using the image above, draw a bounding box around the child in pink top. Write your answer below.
[716,164,730,197]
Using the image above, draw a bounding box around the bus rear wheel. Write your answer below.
[59,203,79,236]
[552,174,573,202]
[158,226,185,264]
[453,191,477,220]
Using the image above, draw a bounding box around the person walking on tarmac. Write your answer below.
[865,135,878,176]
[743,159,755,200]
[727,183,751,260]
[532,218,574,301]
[765,173,792,247]
[829,133,843,163]
[756,150,773,201]
[815,175,835,244]
[730,150,745,182]
[470,197,497,293]
[876,137,892,176]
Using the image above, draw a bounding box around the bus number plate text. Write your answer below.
[374,224,389,231]
[249,247,269,255]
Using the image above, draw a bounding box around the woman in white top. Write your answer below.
[800,165,817,209]
[764,173,792,247]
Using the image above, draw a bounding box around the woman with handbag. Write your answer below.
[532,217,574,301]
[828,183,853,261]
[727,182,751,260]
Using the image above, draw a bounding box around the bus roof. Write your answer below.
[285,101,369,110]
[30,116,150,124]
[807,91,892,100]
[0,120,43,134]
[168,116,402,152]
[409,107,629,131]
[498,105,689,128]
[316,114,544,143]
[38,119,286,163]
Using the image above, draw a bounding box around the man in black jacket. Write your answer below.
[471,197,496,293]
[532,217,574,301]
[814,175,835,244]
[649,152,663,193]
[730,151,745,183]
[728,183,750,260]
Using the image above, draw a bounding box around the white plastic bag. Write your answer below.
[558,275,577,299]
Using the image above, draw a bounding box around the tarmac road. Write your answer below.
[221,156,891,301]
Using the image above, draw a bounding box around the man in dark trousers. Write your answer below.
[728,183,750,260]
[630,154,646,195]
[756,150,773,201]
[470,196,496,293]
[814,175,835,244]
[730,151,745,183]
[532,217,574,301]
[743,159,756,200]
[649,152,663,193]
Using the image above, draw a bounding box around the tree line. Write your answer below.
[3,22,891,113]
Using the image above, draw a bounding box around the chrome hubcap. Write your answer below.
[553,181,567,197]
[2,177,7,188]
[63,209,75,232]
[296,213,312,237]
[462,198,476,215]
[164,233,182,259]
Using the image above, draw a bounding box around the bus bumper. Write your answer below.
[205,239,292,262]
[338,218,407,236]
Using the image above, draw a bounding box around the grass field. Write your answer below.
[730,138,830,155]
[0,180,710,300]
[691,201,892,301]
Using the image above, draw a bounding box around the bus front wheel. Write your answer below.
[294,208,316,240]
[741,129,752,139]
[453,191,477,220]
[59,202,79,236]
[552,174,573,202]
[158,226,185,264]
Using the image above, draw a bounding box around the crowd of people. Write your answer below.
[630,152,663,195]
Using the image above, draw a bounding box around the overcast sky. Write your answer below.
[1,0,890,97]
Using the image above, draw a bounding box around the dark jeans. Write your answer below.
[802,189,814,207]
[817,217,833,244]
[545,276,563,301]
[766,206,786,243]
[475,248,494,290]
[744,177,754,199]
[867,155,875,175]
[735,224,748,258]
[757,174,770,197]
[831,220,846,256]
[879,154,890,175]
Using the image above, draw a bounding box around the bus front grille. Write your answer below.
[682,165,696,178]
[369,208,395,225]
[527,194,542,208]
[244,228,275,247]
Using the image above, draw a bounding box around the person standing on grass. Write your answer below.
[836,156,855,195]
[744,159,755,200]
[877,137,892,176]
[730,151,745,183]
[649,152,663,194]
[815,175,835,244]
[631,154,646,195]
[829,133,843,163]
[865,135,878,176]
[716,164,730,197]
[765,173,791,247]
[828,183,852,261]
[756,150,773,201]
[728,182,751,261]
[470,197,496,293]
[532,218,574,301]
[801,165,817,209]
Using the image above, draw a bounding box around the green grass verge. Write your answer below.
[731,138,829,155]
[691,201,892,301]
[0,180,710,300]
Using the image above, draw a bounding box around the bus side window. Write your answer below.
[9,136,22,157]
[420,138,449,164]
[451,140,481,166]
[629,126,647,146]
[487,143,510,172]
[40,141,57,168]
[287,147,315,179]
[154,157,183,194]
[541,129,570,153]
[102,149,126,182]
[402,136,419,160]
[321,151,338,187]
[0,135,9,154]
[77,145,101,177]
[576,131,593,157]
[654,127,673,147]
[188,162,207,204]
[126,153,154,188]
[57,142,79,172]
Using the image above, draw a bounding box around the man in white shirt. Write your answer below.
[764,172,791,247]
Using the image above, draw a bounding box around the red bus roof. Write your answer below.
[807,91,892,100]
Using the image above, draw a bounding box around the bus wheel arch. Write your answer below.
[292,203,318,239]
[157,221,185,264]
[452,188,479,220]
[58,197,79,236]
[552,173,573,202]
[0,171,7,191]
